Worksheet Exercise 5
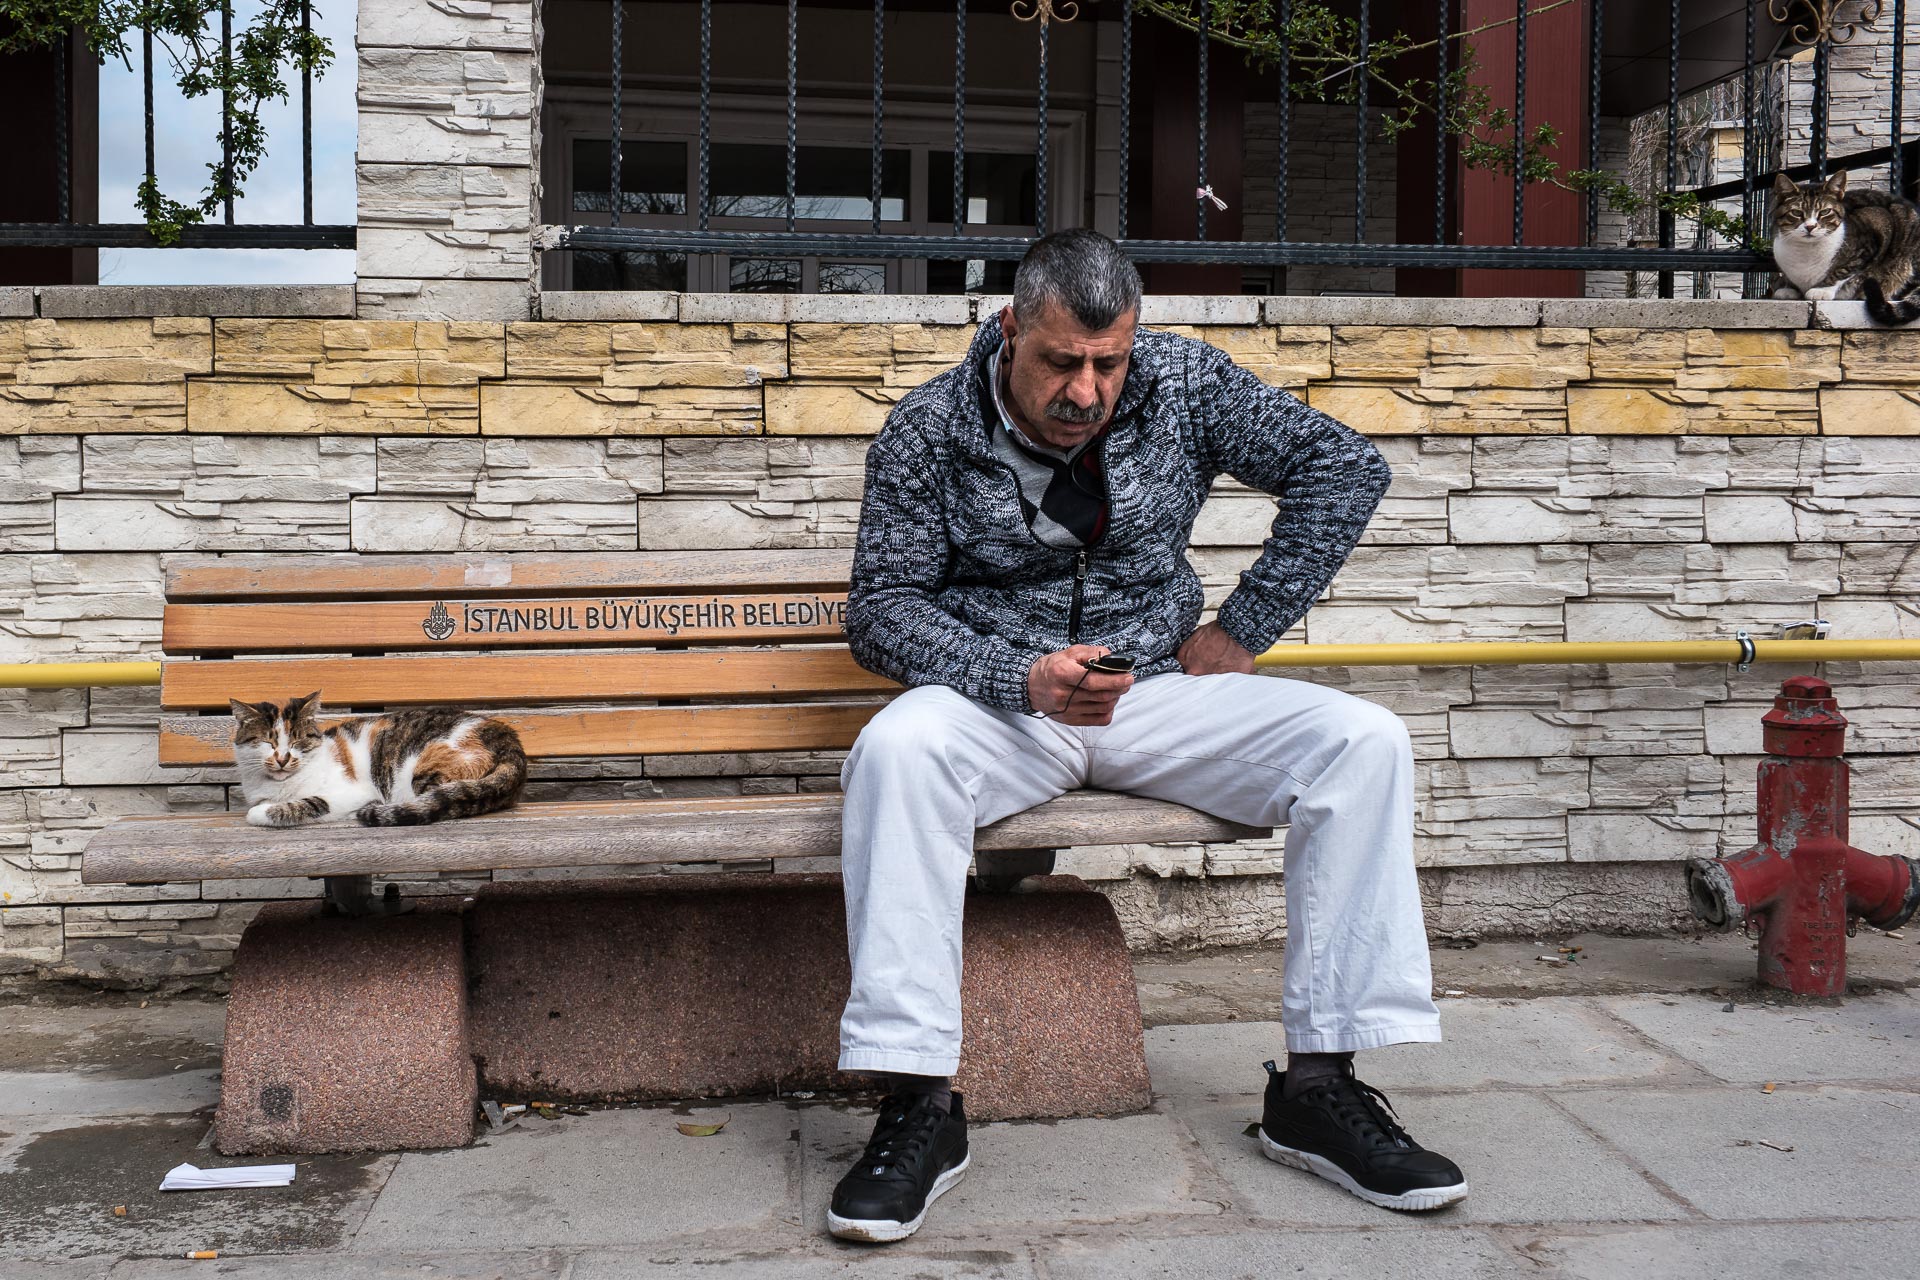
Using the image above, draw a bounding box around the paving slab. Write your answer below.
[0,1113,393,1263]
[347,1105,797,1251]
[1166,1090,1685,1227]
[796,1107,1220,1240]
[1557,1084,1920,1221]
[1039,1224,1534,1278]
[1143,1000,1693,1098]
[572,1244,1039,1279]
[1524,1220,1920,1280]
[1598,990,1920,1085]
[109,1253,570,1280]
[0,1068,220,1120]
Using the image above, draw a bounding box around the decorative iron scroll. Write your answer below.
[1769,0,1885,46]
[1012,0,1080,25]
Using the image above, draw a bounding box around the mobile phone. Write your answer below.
[1085,654,1136,674]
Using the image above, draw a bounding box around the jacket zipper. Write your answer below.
[1068,548,1090,644]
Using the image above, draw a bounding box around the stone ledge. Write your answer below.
[538,291,680,322]
[36,285,356,319]
[1263,297,1545,327]
[1541,299,1813,330]
[0,286,34,317]
[675,293,976,324]
[1813,300,1920,329]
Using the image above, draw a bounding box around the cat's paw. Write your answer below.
[1771,284,1803,300]
[356,802,394,827]
[1805,285,1839,301]
[245,803,276,827]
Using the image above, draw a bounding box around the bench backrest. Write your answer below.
[157,550,897,768]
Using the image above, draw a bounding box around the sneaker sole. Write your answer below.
[1258,1130,1468,1212]
[826,1154,972,1243]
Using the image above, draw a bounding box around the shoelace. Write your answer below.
[860,1096,943,1177]
[1306,1074,1416,1151]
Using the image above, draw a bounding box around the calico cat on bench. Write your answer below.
[230,693,529,828]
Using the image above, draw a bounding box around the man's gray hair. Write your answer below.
[1011,229,1143,331]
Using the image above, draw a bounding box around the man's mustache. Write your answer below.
[1046,398,1106,425]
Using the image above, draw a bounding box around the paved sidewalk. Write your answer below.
[2,933,1916,1279]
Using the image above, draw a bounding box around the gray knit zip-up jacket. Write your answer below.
[845,317,1390,713]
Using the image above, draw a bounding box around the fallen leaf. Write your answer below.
[1241,1121,1262,1137]
[112,1206,127,1217]
[677,1117,731,1137]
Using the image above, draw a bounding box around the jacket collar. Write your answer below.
[954,313,1160,461]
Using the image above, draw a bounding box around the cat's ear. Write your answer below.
[1824,170,1848,198]
[1773,173,1800,200]
[289,691,324,722]
[229,698,262,723]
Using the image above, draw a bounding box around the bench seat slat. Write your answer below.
[159,703,889,765]
[80,791,1271,884]
[166,550,854,602]
[161,650,897,710]
[163,594,852,654]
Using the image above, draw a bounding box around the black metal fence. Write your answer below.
[550,0,1917,294]
[0,2,352,251]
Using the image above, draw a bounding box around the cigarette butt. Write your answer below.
[1762,1082,1777,1094]
[185,1251,218,1260]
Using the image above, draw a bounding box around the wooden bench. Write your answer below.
[81,549,1269,1154]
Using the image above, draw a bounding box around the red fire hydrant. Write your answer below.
[1686,676,1920,997]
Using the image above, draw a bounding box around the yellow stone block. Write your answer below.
[1307,383,1442,435]
[0,319,208,433]
[480,381,762,435]
[1588,328,1686,381]
[1842,330,1920,384]
[1330,327,1430,380]
[766,383,903,435]
[1820,387,1920,434]
[213,320,326,375]
[188,379,480,434]
[1569,386,1817,434]
[1434,387,1567,433]
[790,324,896,380]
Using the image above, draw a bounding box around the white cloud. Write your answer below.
[97,0,356,284]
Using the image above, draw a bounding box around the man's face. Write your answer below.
[998,302,1137,450]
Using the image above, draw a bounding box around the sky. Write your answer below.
[95,0,356,284]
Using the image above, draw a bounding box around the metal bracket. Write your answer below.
[1734,630,1757,673]
[321,875,414,918]
[971,848,1057,894]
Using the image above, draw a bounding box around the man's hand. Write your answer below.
[1177,621,1256,676]
[1028,645,1135,726]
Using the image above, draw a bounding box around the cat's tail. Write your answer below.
[1864,278,1920,326]
[358,721,529,826]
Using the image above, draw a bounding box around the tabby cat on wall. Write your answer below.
[231,694,529,828]
[1769,170,1920,325]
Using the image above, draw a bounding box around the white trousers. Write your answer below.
[836,671,1441,1076]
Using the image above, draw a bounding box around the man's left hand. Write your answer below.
[1178,621,1256,676]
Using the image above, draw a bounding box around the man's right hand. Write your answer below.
[1027,645,1135,726]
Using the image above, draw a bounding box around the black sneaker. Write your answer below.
[1257,1059,1468,1211]
[827,1091,971,1243]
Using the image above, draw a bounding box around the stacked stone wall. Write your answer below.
[4,296,1920,982]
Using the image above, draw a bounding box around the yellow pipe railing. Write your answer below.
[2,640,1918,690]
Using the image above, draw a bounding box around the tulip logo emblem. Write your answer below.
[421,601,457,641]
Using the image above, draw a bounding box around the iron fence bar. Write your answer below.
[1892,0,1906,194]
[872,0,885,235]
[1436,0,1449,245]
[951,0,964,236]
[54,28,70,222]
[1586,0,1599,244]
[1742,0,1758,296]
[1275,0,1290,242]
[221,0,234,224]
[143,27,156,202]
[0,223,355,248]
[1355,0,1369,242]
[546,224,1769,269]
[1659,0,1677,296]
[1692,140,1920,201]
[1119,0,1132,239]
[1512,0,1526,246]
[789,0,799,231]
[1812,35,1831,178]
[611,0,623,228]
[1036,15,1051,236]
[1197,0,1210,240]
[698,0,712,232]
[301,0,314,224]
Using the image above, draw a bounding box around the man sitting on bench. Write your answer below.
[824,228,1467,1244]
